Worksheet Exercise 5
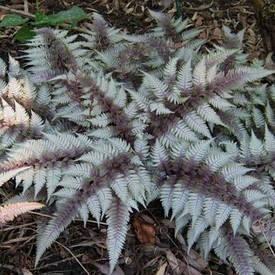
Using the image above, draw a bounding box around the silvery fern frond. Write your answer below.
[107,198,130,274]
[215,233,255,275]
[0,10,274,275]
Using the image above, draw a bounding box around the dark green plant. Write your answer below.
[175,0,183,18]
[0,2,87,42]
[0,10,274,275]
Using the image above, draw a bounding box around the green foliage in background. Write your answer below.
[0,5,88,42]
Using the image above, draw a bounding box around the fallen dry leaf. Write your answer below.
[91,261,125,275]
[252,0,265,12]
[133,213,156,244]
[166,249,203,275]
[186,248,208,271]
[199,30,208,40]
[166,250,182,275]
[248,51,260,61]
[160,0,173,9]
[113,0,120,10]
[213,27,223,44]
[176,233,208,271]
[0,13,5,21]
[21,268,33,275]
[156,261,168,275]
[195,15,204,28]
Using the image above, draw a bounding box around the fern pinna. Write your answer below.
[0,11,274,275]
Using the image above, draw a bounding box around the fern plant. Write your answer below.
[0,201,44,224]
[0,11,274,275]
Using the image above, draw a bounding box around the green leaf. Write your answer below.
[15,26,35,42]
[35,11,46,23]
[33,6,88,26]
[0,14,29,27]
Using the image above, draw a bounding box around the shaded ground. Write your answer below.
[0,0,265,60]
[0,1,268,274]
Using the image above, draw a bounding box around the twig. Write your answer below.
[34,254,84,270]
[260,223,275,259]
[1,221,36,231]
[54,240,91,275]
[24,0,29,14]
[29,211,108,226]
[183,0,214,12]
[2,235,33,245]
[0,5,34,18]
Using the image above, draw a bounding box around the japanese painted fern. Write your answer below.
[0,11,274,275]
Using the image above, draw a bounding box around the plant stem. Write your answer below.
[0,5,35,18]
[175,0,183,18]
[36,0,40,12]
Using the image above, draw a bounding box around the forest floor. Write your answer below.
[0,1,268,275]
